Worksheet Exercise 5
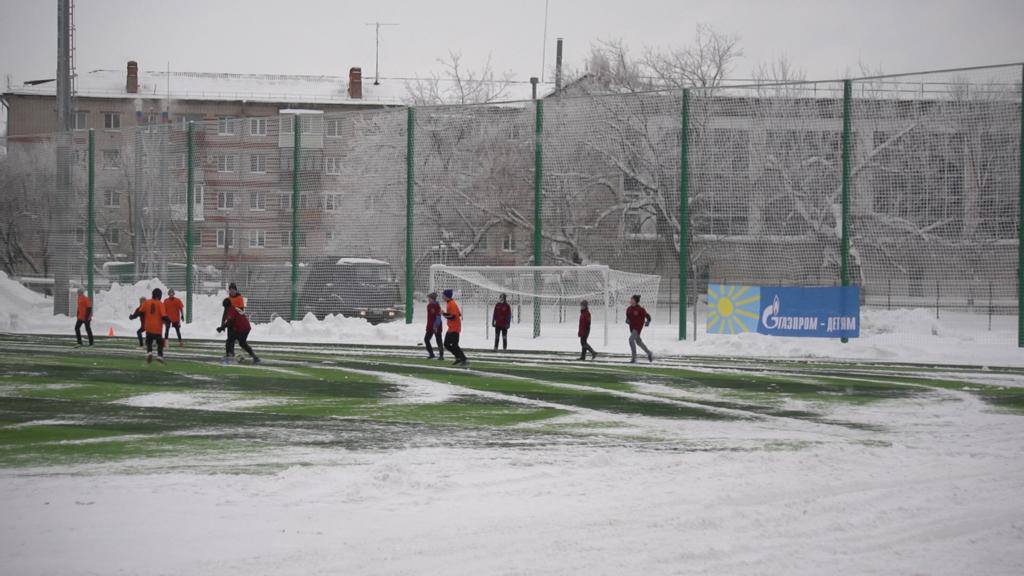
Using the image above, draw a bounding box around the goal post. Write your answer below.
[429,264,661,346]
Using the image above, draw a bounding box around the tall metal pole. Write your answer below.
[405,107,415,324]
[533,100,544,338]
[841,79,853,344]
[54,0,73,315]
[185,121,194,323]
[86,128,94,302]
[291,117,301,321]
[1018,64,1024,348]
[678,89,690,340]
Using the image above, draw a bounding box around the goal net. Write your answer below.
[429,264,661,345]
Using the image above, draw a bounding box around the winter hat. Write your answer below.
[580,299,589,308]
[168,289,175,296]
[632,294,641,302]
[152,288,163,300]
[442,289,454,299]
[427,292,437,300]
[228,282,238,291]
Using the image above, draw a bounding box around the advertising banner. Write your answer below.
[708,284,860,338]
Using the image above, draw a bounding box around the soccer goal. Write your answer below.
[429,264,661,345]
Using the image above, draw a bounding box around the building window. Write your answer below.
[73,111,88,131]
[278,194,293,212]
[176,154,186,170]
[248,230,266,248]
[326,230,336,243]
[216,229,236,248]
[103,189,121,208]
[325,157,342,175]
[108,228,120,244]
[75,228,85,244]
[217,191,236,210]
[102,149,121,169]
[217,116,238,136]
[324,193,341,211]
[174,114,203,131]
[216,155,238,173]
[325,118,343,137]
[502,232,517,252]
[103,112,121,130]
[249,118,267,136]
[249,191,266,211]
[249,154,267,173]
[280,230,291,248]
[144,112,159,131]
[281,114,318,134]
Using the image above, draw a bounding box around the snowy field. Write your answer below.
[1,274,1024,574]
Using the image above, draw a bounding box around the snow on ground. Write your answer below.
[2,386,1023,575]
[1,272,1021,366]
[114,391,287,412]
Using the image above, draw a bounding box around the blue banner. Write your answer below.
[708,284,860,338]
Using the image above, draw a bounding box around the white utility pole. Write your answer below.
[364,22,399,86]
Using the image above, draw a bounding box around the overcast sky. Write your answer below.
[1,0,1022,90]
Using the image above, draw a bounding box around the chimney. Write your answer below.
[126,61,139,94]
[348,67,362,99]
[555,38,564,92]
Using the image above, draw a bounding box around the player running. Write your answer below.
[141,288,169,364]
[128,296,146,347]
[578,299,597,361]
[424,292,444,360]
[492,293,511,352]
[441,289,467,366]
[74,288,94,347]
[163,289,185,347]
[625,294,653,364]
[221,283,246,360]
[217,299,260,364]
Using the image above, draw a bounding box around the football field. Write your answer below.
[2,334,1023,574]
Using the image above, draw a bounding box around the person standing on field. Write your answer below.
[74,288,94,347]
[141,288,169,364]
[492,293,511,352]
[218,299,259,364]
[578,300,597,361]
[441,289,467,366]
[128,296,146,347]
[424,292,444,360]
[625,294,653,364]
[163,289,185,347]
[221,283,246,358]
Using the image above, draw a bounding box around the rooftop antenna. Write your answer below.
[540,0,549,82]
[364,22,399,86]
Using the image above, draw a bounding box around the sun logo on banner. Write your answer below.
[707,284,761,334]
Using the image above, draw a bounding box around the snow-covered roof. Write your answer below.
[336,258,391,266]
[4,68,554,106]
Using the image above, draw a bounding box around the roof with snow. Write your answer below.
[3,68,554,107]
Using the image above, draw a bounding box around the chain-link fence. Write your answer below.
[1,64,1020,344]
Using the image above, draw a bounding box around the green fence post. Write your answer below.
[841,79,852,344]
[1018,64,1023,348]
[291,117,301,322]
[533,100,544,339]
[679,89,690,341]
[185,122,194,323]
[87,128,95,302]
[406,107,415,324]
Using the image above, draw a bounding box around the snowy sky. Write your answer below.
[0,0,1021,94]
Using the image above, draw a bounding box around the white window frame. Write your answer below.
[324,193,340,211]
[217,116,238,136]
[216,155,238,173]
[102,149,121,170]
[73,111,88,131]
[217,191,235,211]
[248,230,266,249]
[325,157,342,175]
[108,227,120,244]
[325,118,343,138]
[249,190,266,211]
[216,229,236,248]
[502,232,516,252]
[74,228,85,245]
[280,230,291,248]
[103,189,121,208]
[103,112,121,130]
[249,118,267,136]
[249,154,267,173]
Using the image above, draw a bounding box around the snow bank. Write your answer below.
[2,272,1020,367]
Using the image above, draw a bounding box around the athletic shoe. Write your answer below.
[647,351,654,363]
[221,357,231,365]
[591,352,598,361]
[427,354,435,359]
[146,353,153,364]
[629,358,637,364]
[178,341,184,348]
[252,357,261,364]
[156,356,165,364]
[578,355,586,361]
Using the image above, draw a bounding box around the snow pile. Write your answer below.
[2,272,1020,366]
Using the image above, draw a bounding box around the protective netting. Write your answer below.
[429,264,661,344]
[0,64,1020,343]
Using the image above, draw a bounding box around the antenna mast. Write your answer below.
[364,22,399,86]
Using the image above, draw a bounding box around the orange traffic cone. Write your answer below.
[108,327,115,337]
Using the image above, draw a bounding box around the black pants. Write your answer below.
[444,332,466,362]
[136,325,145,346]
[424,329,443,358]
[163,320,181,341]
[234,330,257,359]
[493,327,508,350]
[145,332,164,357]
[225,327,236,356]
[580,334,596,358]
[75,319,93,345]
